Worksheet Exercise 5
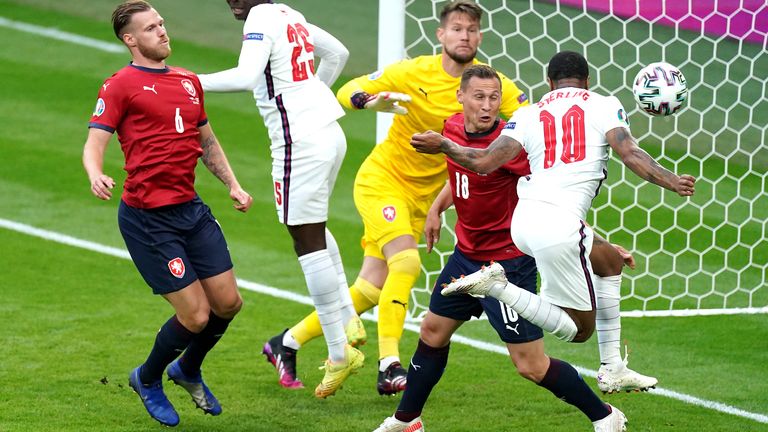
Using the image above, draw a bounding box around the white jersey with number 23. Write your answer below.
[200,3,344,150]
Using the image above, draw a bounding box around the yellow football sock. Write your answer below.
[378,249,421,360]
[290,277,381,346]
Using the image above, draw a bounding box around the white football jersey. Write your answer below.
[200,3,344,148]
[501,88,630,220]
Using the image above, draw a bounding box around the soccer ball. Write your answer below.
[632,62,688,116]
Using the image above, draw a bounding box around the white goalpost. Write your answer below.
[377,0,768,320]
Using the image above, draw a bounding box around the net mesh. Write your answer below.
[401,0,768,320]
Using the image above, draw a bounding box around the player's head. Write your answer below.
[112,1,171,62]
[457,64,502,133]
[225,0,271,21]
[437,1,483,65]
[546,51,590,90]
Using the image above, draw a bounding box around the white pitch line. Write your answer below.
[0,16,124,53]
[1,217,767,424]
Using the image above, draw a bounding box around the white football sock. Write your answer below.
[488,282,578,342]
[325,228,357,325]
[379,356,400,371]
[282,329,301,350]
[595,275,623,366]
[299,250,346,363]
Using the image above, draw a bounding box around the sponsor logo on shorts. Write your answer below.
[93,98,105,116]
[504,121,516,130]
[168,257,185,279]
[382,205,396,222]
[244,32,264,41]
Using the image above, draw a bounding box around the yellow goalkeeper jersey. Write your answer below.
[337,54,528,199]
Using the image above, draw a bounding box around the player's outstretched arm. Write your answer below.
[424,183,453,253]
[336,61,412,114]
[82,128,116,201]
[350,91,412,115]
[307,23,349,87]
[198,124,253,212]
[411,131,522,174]
[198,34,271,93]
[607,127,696,197]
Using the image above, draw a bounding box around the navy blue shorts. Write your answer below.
[429,248,543,344]
[118,196,233,295]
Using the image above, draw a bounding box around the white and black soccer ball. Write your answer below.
[632,62,688,116]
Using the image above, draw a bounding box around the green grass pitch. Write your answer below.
[0,1,766,431]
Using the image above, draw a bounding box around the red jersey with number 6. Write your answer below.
[443,113,530,261]
[89,64,208,209]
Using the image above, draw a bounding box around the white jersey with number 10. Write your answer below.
[200,3,344,149]
[500,88,630,220]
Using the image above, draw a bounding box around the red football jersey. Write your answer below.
[89,64,208,209]
[443,113,530,261]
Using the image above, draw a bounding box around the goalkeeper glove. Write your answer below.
[351,91,412,115]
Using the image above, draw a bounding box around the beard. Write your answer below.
[137,40,171,62]
[444,46,477,65]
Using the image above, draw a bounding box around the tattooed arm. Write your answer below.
[411,130,522,174]
[606,127,695,197]
[198,124,253,212]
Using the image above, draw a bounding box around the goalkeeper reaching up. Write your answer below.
[262,0,528,396]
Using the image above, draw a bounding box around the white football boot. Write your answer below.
[593,404,627,432]
[440,261,507,298]
[373,416,425,432]
[598,349,658,393]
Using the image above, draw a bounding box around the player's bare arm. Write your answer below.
[411,130,521,174]
[424,183,454,253]
[199,124,253,212]
[82,128,116,201]
[607,126,696,197]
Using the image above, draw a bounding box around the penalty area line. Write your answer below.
[1,217,766,424]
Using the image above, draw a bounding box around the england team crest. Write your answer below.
[168,257,185,279]
[180,79,196,97]
[382,205,396,222]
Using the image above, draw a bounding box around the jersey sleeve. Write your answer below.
[198,6,277,92]
[88,76,126,133]
[498,70,529,120]
[191,74,208,127]
[499,105,533,149]
[599,95,631,135]
[336,59,410,109]
[307,23,349,87]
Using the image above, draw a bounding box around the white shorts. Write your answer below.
[271,121,346,225]
[511,200,596,311]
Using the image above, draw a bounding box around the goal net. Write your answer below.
[388,0,767,319]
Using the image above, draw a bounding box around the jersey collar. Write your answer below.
[465,119,500,138]
[129,63,170,74]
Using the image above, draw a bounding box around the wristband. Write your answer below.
[351,91,372,109]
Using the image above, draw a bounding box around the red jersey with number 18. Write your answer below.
[443,113,530,262]
[89,64,208,209]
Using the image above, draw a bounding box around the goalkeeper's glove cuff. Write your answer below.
[351,91,374,109]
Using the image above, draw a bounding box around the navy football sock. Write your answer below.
[178,312,233,377]
[395,339,450,422]
[139,315,194,384]
[537,357,610,422]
